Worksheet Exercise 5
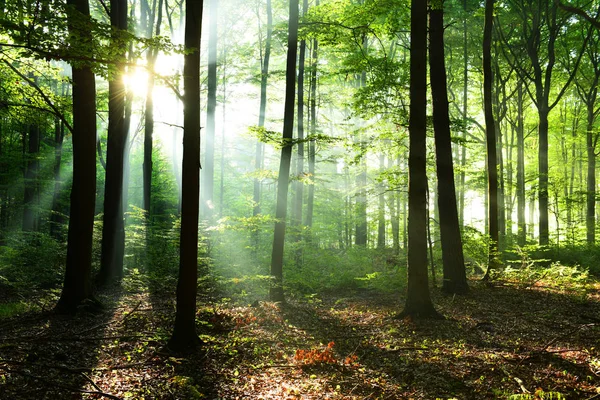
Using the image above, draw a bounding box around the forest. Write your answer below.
[0,0,600,398]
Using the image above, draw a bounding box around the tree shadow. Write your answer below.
[0,287,124,398]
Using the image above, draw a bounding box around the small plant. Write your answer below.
[294,341,337,365]
[508,388,565,399]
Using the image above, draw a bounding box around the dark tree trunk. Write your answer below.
[516,82,526,245]
[168,0,203,352]
[587,105,597,245]
[98,0,128,286]
[202,0,217,220]
[270,0,298,302]
[483,0,499,278]
[429,4,468,295]
[56,0,97,313]
[398,0,440,319]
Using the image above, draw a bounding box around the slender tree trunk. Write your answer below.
[516,82,526,245]
[305,37,317,229]
[459,0,468,227]
[50,105,66,239]
[142,0,161,216]
[252,0,272,252]
[98,0,128,286]
[202,0,217,220]
[270,0,298,302]
[429,4,468,294]
[398,0,440,319]
[587,105,596,244]
[377,152,386,248]
[168,0,203,352]
[56,0,97,313]
[483,0,499,279]
[293,0,308,239]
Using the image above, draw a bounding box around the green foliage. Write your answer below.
[0,231,66,289]
[508,389,566,400]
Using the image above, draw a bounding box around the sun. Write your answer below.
[123,67,149,96]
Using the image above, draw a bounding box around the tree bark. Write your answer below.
[56,0,97,313]
[398,0,440,319]
[483,0,499,278]
[168,0,203,352]
[98,0,128,286]
[516,82,526,245]
[429,4,468,295]
[270,0,298,302]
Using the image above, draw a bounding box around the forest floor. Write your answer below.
[0,278,599,399]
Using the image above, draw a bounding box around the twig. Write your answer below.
[80,372,102,392]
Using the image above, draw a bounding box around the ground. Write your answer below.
[0,280,599,399]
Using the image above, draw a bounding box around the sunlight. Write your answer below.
[123,67,148,96]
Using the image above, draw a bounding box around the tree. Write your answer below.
[142,0,164,217]
[398,0,440,319]
[573,24,600,245]
[98,0,128,286]
[305,34,318,229]
[168,0,203,352]
[270,0,299,302]
[483,0,499,279]
[55,0,98,313]
[499,0,591,245]
[202,0,217,220]
[429,0,468,295]
[252,0,272,249]
[292,0,308,238]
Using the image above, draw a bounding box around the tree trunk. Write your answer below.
[305,37,317,229]
[587,104,596,244]
[252,0,272,252]
[429,4,468,295]
[98,0,128,286]
[293,0,308,238]
[202,0,217,220]
[398,0,440,319]
[483,0,499,278]
[516,82,526,245]
[56,0,97,313]
[459,0,468,227]
[168,0,203,352]
[270,0,298,302]
[377,152,386,248]
[50,103,66,239]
